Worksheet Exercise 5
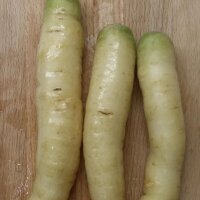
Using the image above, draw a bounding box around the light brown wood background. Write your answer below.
[0,0,200,199]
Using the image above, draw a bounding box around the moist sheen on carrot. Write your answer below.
[83,24,136,200]
[137,32,185,200]
[29,0,83,199]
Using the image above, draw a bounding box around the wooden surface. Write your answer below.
[0,0,200,199]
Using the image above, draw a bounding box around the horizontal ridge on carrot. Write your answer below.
[29,0,84,199]
[137,32,185,200]
[83,24,136,200]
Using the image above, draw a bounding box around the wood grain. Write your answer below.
[0,0,200,199]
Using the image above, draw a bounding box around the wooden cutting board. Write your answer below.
[0,0,200,199]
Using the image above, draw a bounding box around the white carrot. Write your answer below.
[137,32,185,200]
[29,0,83,199]
[83,24,136,200]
